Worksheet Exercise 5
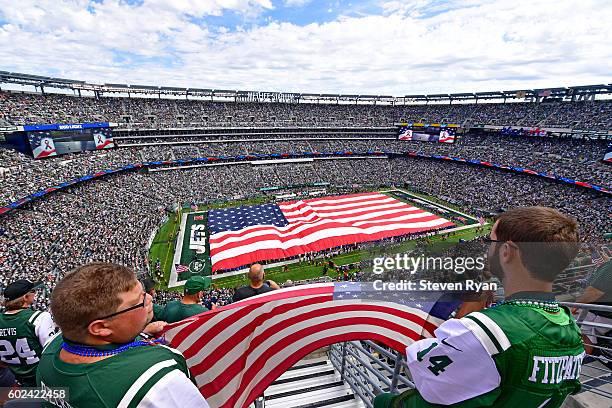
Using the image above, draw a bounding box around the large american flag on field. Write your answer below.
[208,192,454,271]
[163,282,460,408]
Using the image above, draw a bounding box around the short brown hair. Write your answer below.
[495,207,580,282]
[50,262,137,341]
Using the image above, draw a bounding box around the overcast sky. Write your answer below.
[0,0,610,95]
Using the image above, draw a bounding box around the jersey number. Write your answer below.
[415,341,454,376]
[0,339,39,365]
[427,355,453,376]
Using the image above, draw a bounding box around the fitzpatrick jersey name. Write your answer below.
[528,352,585,384]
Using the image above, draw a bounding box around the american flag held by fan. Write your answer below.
[162,282,460,408]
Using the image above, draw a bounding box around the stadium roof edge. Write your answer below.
[570,84,609,89]
[187,88,212,92]
[132,85,160,90]
[2,71,612,103]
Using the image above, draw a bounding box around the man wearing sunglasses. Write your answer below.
[375,206,585,408]
[36,262,209,407]
[0,279,56,387]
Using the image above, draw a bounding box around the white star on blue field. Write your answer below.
[209,204,288,234]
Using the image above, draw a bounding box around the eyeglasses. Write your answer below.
[482,237,504,244]
[482,237,519,249]
[95,292,148,321]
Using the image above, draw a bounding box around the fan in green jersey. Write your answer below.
[36,262,210,408]
[142,278,165,322]
[0,279,57,386]
[159,276,212,324]
[374,206,585,408]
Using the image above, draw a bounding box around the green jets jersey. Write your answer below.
[152,303,165,322]
[160,301,208,324]
[37,335,210,408]
[0,309,56,386]
[375,301,585,408]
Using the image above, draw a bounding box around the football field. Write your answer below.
[150,188,487,290]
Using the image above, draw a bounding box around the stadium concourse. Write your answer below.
[0,85,610,407]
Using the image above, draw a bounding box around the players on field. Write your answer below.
[0,279,57,386]
[375,207,585,408]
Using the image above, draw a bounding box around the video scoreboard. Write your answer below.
[397,123,458,143]
[22,123,115,159]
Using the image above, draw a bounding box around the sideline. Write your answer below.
[168,211,189,287]
[167,190,487,288]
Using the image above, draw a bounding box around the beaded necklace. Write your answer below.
[491,299,560,313]
[61,336,165,357]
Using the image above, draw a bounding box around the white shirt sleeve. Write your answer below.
[32,311,58,347]
[405,318,501,405]
[136,369,210,408]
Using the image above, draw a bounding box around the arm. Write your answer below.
[265,280,280,290]
[143,321,168,337]
[575,286,604,305]
[136,369,210,408]
[405,315,509,406]
[32,311,57,347]
[580,262,611,304]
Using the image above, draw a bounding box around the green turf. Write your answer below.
[209,225,491,289]
[396,190,471,213]
[383,190,475,227]
[148,211,181,285]
[150,189,491,290]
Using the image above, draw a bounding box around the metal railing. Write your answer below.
[561,301,612,401]
[330,340,412,408]
[330,302,612,407]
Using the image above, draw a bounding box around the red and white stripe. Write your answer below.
[210,192,454,271]
[33,147,56,159]
[175,264,189,273]
[439,133,455,143]
[163,283,444,408]
[95,138,114,149]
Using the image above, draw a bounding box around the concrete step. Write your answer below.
[264,355,363,408]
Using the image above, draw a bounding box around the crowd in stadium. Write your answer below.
[0,90,610,322]
[1,156,609,311]
[0,89,610,408]
[1,133,609,208]
[2,90,612,130]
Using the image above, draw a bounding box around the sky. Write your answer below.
[0,0,610,95]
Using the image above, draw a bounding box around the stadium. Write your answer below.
[0,1,611,407]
